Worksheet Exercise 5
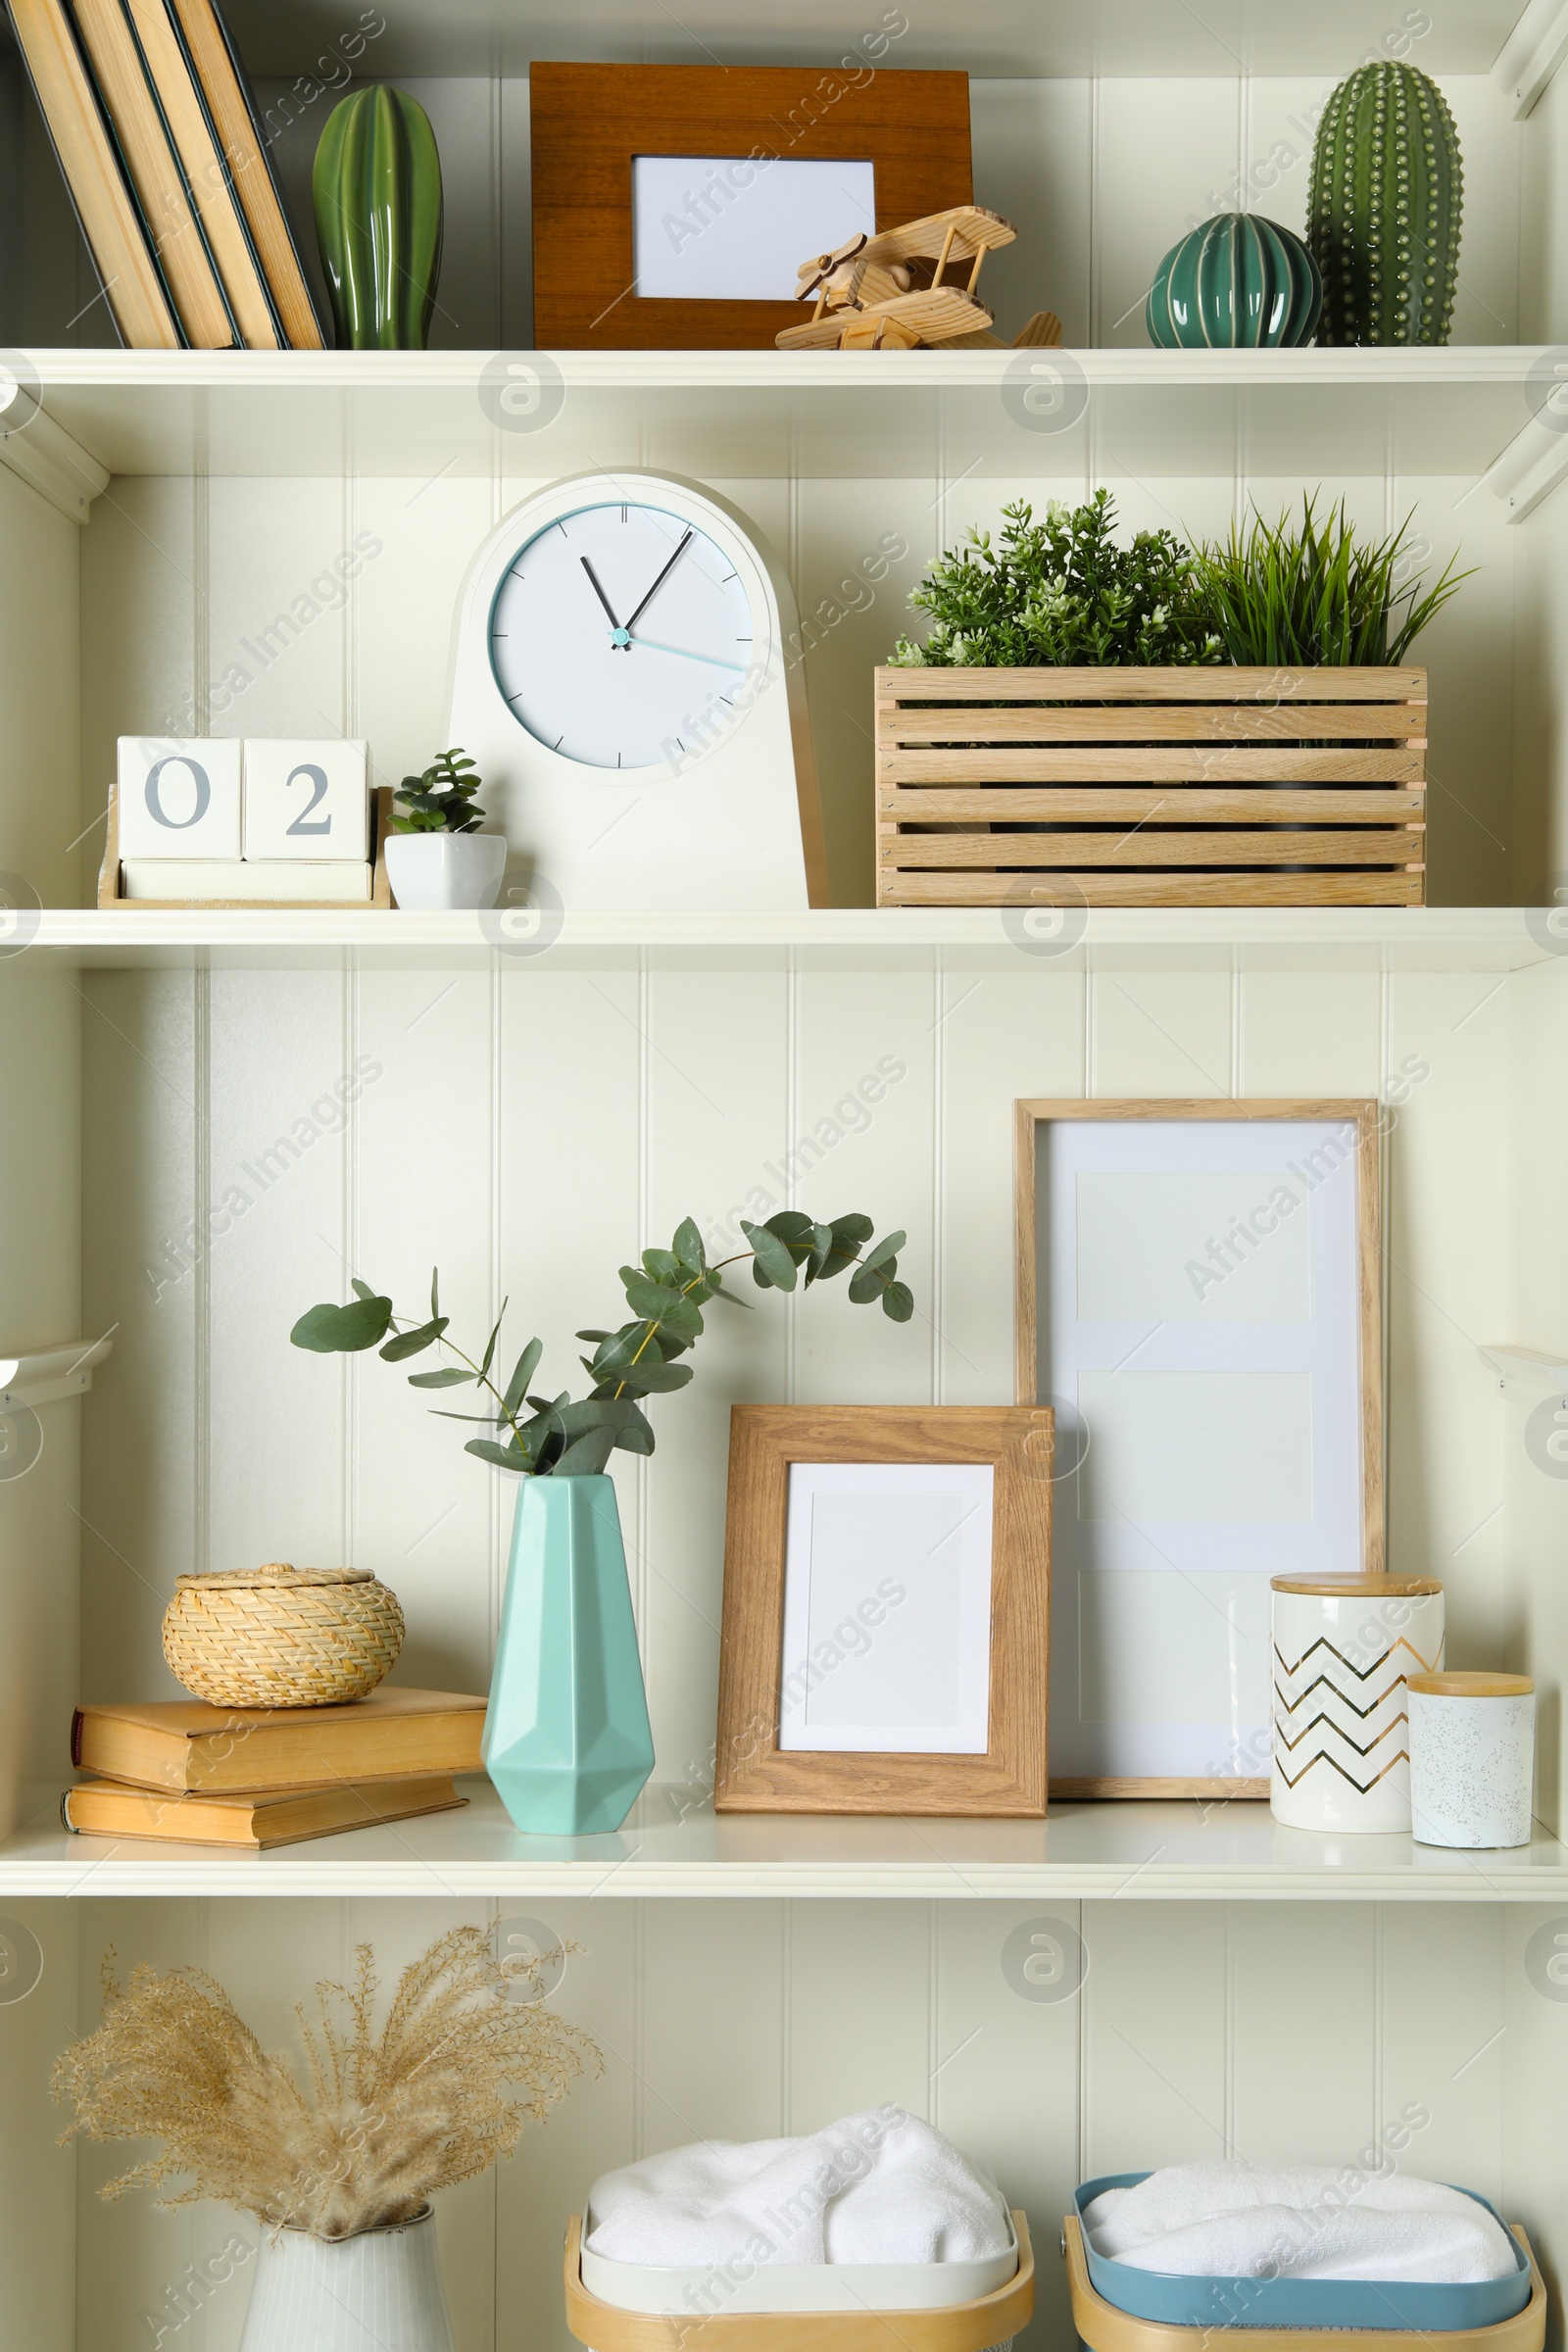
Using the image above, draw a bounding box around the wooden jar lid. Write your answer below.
[1407,1670,1534,1697]
[1270,1575,1442,1596]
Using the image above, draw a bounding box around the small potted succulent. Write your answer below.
[54,1927,596,2352]
[383,747,508,911]
[293,1210,914,1835]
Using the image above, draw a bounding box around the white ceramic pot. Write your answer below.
[238,2210,455,2352]
[1409,1670,1536,1848]
[1270,1575,1445,1833]
[385,832,507,910]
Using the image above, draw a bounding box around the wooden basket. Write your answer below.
[875,666,1427,908]
[162,1565,405,1709]
[564,2212,1035,2352]
[1062,2215,1545,2352]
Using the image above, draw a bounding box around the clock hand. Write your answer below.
[623,529,694,631]
[579,556,628,644]
[630,637,748,673]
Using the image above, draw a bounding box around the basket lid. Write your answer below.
[172,1564,375,1592]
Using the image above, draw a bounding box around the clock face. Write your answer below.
[487,501,758,770]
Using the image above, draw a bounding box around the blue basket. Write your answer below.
[1073,2175,1531,2333]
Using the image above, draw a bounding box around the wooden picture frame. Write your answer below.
[714,1404,1052,1817]
[530,63,973,350]
[1014,1100,1384,1802]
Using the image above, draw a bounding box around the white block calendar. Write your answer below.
[116,738,242,860]
[243,739,368,861]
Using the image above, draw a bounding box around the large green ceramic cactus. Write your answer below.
[1308,61,1462,346]
[313,85,443,351]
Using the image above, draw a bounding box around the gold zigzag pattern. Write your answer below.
[1273,1708,1409,1759]
[1273,1671,1412,1724]
[1275,1742,1409,1794]
[1273,1634,1443,1684]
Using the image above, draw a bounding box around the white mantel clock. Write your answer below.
[444,470,827,910]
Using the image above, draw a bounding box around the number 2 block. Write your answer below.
[243,740,368,861]
[117,738,242,860]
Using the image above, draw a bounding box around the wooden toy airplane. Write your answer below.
[776,204,1061,352]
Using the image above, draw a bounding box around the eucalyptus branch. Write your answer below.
[291,1210,914,1479]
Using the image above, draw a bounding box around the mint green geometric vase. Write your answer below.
[1147,212,1322,348]
[482,1475,655,1836]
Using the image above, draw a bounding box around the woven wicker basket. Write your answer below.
[162,1565,406,1709]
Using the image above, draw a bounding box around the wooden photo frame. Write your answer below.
[714,1404,1052,1817]
[530,63,973,349]
[1015,1100,1384,1802]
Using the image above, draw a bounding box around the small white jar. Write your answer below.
[1270,1576,1445,1834]
[1408,1671,1536,1849]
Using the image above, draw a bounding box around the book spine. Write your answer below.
[61,1788,78,1832]
[112,0,243,342]
[70,1706,83,1765]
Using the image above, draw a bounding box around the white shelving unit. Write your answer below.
[6,9,1568,2352]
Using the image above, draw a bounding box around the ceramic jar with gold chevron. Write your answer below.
[1270,1575,1445,1832]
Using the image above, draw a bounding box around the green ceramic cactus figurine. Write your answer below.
[313,85,443,350]
[1308,61,1462,346]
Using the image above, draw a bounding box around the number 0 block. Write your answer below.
[117,738,242,860]
[243,740,369,861]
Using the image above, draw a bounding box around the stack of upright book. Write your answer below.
[64,1687,487,1848]
[5,0,323,347]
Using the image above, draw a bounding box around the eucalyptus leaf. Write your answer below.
[848,1261,887,1305]
[407,1365,476,1389]
[672,1216,705,1272]
[502,1336,544,1417]
[762,1210,815,1246]
[861,1229,906,1273]
[621,1279,703,1340]
[552,1427,617,1476]
[742,1219,798,1292]
[478,1301,507,1381]
[465,1437,528,1471]
[291,1296,393,1352]
[641,1247,680,1283]
[351,1277,376,1302]
[882,1279,915,1323]
[379,1315,449,1362]
[430,1267,440,1322]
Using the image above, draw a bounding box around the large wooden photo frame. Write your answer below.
[714,1405,1052,1816]
[1015,1100,1384,1801]
[530,63,973,349]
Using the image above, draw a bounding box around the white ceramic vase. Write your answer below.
[237,2210,455,2352]
[1409,1670,1536,1848]
[1270,1575,1446,1833]
[385,831,508,910]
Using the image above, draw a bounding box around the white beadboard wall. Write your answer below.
[73,466,1521,913]
[0,1891,1561,2352]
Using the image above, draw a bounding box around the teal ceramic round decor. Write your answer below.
[483,1473,655,1837]
[1146,213,1323,348]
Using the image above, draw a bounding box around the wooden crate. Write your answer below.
[875,665,1427,908]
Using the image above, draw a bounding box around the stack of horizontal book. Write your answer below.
[64,1688,486,1848]
[5,0,322,346]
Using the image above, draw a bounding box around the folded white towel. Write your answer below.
[585,2108,1011,2268]
[1083,2163,1515,2284]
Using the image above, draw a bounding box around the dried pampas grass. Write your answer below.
[52,1926,600,2239]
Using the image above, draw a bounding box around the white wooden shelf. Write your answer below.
[19,906,1564,972]
[221,0,1533,81]
[7,348,1557,489]
[8,1781,1568,1897]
